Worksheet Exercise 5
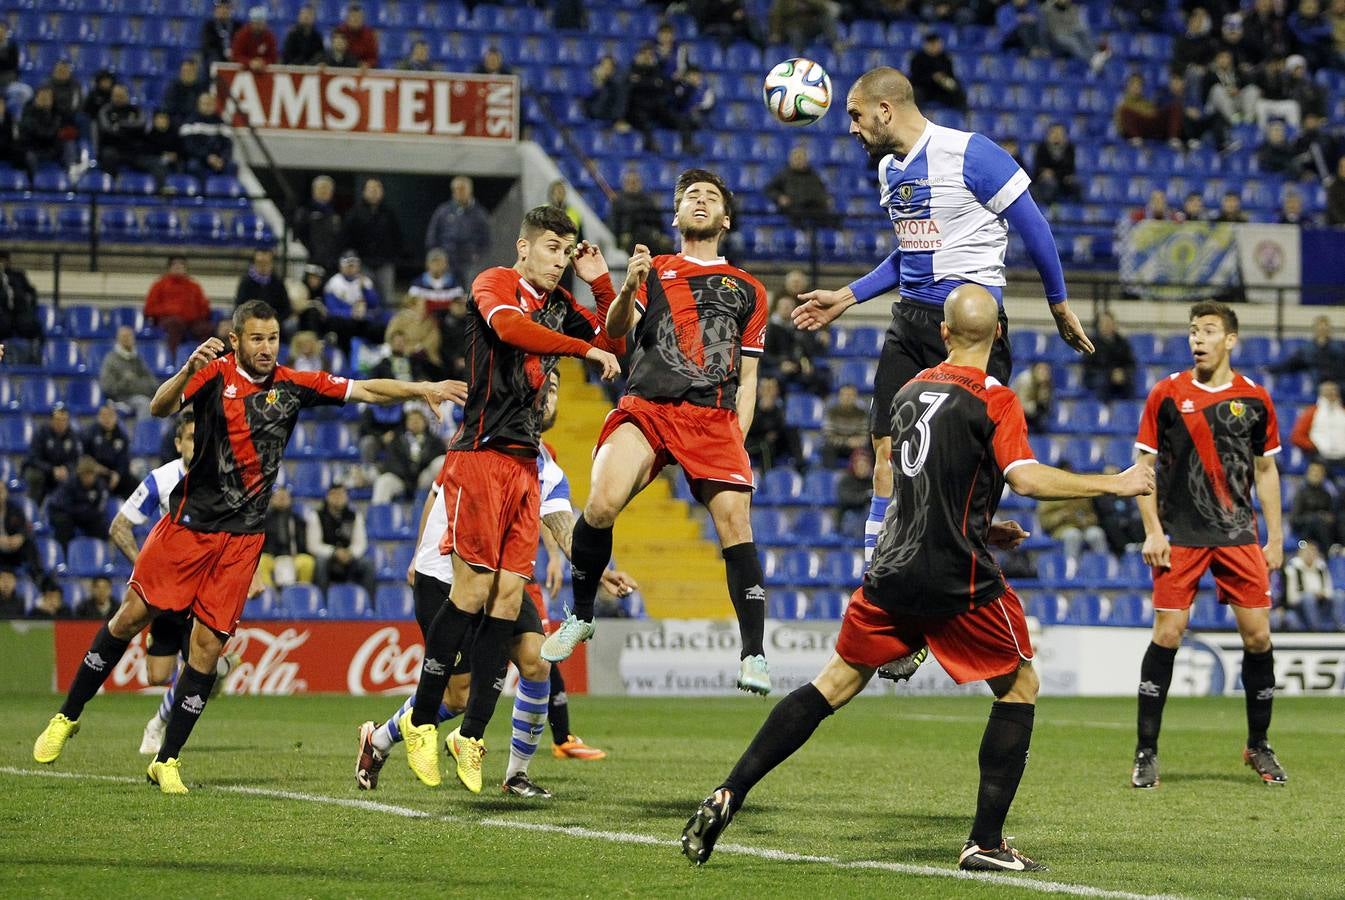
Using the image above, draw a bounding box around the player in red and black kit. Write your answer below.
[33,300,465,792]
[681,286,1153,872]
[540,168,776,695]
[396,205,625,794]
[1130,302,1287,790]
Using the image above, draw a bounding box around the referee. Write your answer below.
[794,66,1093,571]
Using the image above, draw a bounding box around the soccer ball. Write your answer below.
[762,58,832,127]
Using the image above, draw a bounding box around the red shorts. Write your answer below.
[128,518,265,637]
[596,395,753,493]
[835,587,1034,685]
[1153,544,1272,610]
[436,448,540,579]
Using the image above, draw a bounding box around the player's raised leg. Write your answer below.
[542,422,655,661]
[1233,603,1286,784]
[702,484,770,694]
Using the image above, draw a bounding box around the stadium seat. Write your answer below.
[99,207,142,241]
[326,584,372,619]
[232,213,274,244]
[132,418,166,456]
[20,376,58,411]
[145,209,184,242]
[0,418,32,452]
[784,394,824,429]
[768,590,808,620]
[756,468,802,506]
[374,584,415,619]
[186,210,225,242]
[114,172,157,196]
[279,584,323,618]
[289,461,331,498]
[1026,594,1064,625]
[1064,593,1103,625]
[806,590,847,619]
[801,469,840,506]
[42,338,86,375]
[791,508,847,547]
[77,170,113,194]
[0,167,29,194]
[66,380,104,415]
[375,544,415,583]
[752,508,790,545]
[32,169,72,194]
[164,173,201,196]
[1105,593,1152,627]
[67,537,113,577]
[34,537,66,575]
[366,505,412,541]
[12,205,53,238]
[244,590,280,620]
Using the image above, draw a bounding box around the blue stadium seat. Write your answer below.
[1105,593,1152,627]
[67,537,113,577]
[66,380,104,415]
[164,173,200,196]
[186,210,225,243]
[833,359,876,391]
[132,418,166,456]
[784,394,824,429]
[0,418,32,452]
[232,212,274,244]
[114,172,157,196]
[204,175,244,198]
[768,590,808,620]
[374,584,415,619]
[783,550,827,587]
[43,338,86,375]
[279,584,323,617]
[99,207,142,241]
[145,209,184,242]
[366,505,412,540]
[1076,552,1118,588]
[0,168,29,194]
[289,461,331,498]
[65,306,110,339]
[326,584,372,618]
[1238,336,1276,368]
[1105,401,1142,436]
[752,508,790,545]
[1060,437,1101,471]
[244,589,279,620]
[801,469,839,505]
[32,169,71,194]
[761,549,792,587]
[1189,596,1235,630]
[831,325,884,359]
[1026,593,1064,625]
[35,537,65,575]
[77,170,113,194]
[13,205,53,238]
[375,544,415,582]
[1064,593,1103,625]
[806,590,847,619]
[756,468,802,506]
[20,376,58,411]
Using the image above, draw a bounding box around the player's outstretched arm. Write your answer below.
[108,512,140,564]
[1001,193,1094,355]
[794,248,901,332]
[1254,455,1284,571]
[150,336,225,417]
[606,243,651,339]
[1007,459,1154,500]
[349,379,468,418]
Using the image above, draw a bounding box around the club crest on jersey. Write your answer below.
[897,183,914,201]
[711,275,746,303]
[264,388,279,405]
[1180,399,1195,413]
[1228,400,1246,417]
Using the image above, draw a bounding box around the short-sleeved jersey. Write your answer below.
[118,458,186,526]
[864,362,1036,617]
[625,254,768,410]
[1135,370,1280,548]
[453,267,602,452]
[173,355,351,534]
[877,123,1030,307]
[416,441,571,582]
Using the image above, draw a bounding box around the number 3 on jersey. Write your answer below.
[900,391,949,477]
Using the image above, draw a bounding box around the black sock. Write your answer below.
[1242,648,1275,747]
[411,601,476,727]
[722,542,766,659]
[459,615,514,740]
[570,516,613,622]
[720,682,833,812]
[969,701,1035,850]
[1136,642,1177,754]
[548,664,571,744]
[59,624,132,720]
[155,664,217,762]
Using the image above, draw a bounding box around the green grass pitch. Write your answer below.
[3,693,1342,898]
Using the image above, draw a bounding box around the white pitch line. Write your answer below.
[0,766,1183,900]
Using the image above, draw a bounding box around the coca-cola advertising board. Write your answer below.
[53,620,587,695]
[213,63,519,140]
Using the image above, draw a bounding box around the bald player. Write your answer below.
[682,286,1152,873]
[792,66,1092,597]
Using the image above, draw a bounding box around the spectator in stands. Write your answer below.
[0,104,18,171]
[765,145,835,227]
[997,0,1046,55]
[763,294,828,395]
[0,570,25,618]
[745,377,803,472]
[371,409,445,504]
[1181,190,1209,222]
[48,456,110,548]
[0,20,21,93]
[1214,190,1250,223]
[27,586,70,620]
[1284,56,1326,120]
[1204,48,1261,129]
[342,177,402,304]
[231,6,278,71]
[1082,311,1135,402]
[1257,119,1298,174]
[1253,57,1302,130]
[1041,0,1108,72]
[1281,540,1342,631]
[291,175,343,274]
[144,255,213,353]
[1330,0,1345,69]
[1244,0,1293,64]
[585,55,629,125]
[334,3,379,68]
[1115,72,1180,144]
[22,404,80,505]
[286,330,325,372]
[321,250,383,345]
[836,449,874,537]
[180,92,233,179]
[1093,464,1146,556]
[908,32,967,112]
[1292,381,1345,475]
[1216,12,1258,72]
[437,294,469,381]
[1011,361,1054,431]
[610,169,668,254]
[1031,122,1079,204]
[95,84,146,178]
[0,249,43,351]
[623,42,680,150]
[1164,69,1226,150]
[426,176,490,289]
[1274,315,1345,385]
[18,86,76,176]
[138,111,184,190]
[0,481,58,595]
[653,22,688,78]
[322,31,360,68]
[307,483,374,596]
[83,402,133,499]
[689,0,766,48]
[780,266,831,357]
[553,0,587,29]
[822,384,870,468]
[1038,462,1109,574]
[201,0,241,70]
[1278,189,1319,226]
[160,58,204,127]
[1172,7,1217,73]
[81,70,116,122]
[75,576,116,620]
[1331,156,1345,225]
[769,0,839,53]
[258,486,314,588]
[1291,0,1335,71]
[283,4,325,65]
[398,39,436,72]
[476,45,512,77]
[235,247,294,330]
[1130,188,1178,223]
[1291,461,1343,553]
[44,59,82,120]
[673,66,715,154]
[408,248,465,312]
[100,325,159,420]
[1292,112,1339,183]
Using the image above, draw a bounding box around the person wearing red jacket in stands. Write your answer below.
[143,256,213,353]
[334,3,379,67]
[230,6,278,70]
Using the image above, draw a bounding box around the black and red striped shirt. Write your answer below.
[626,254,768,410]
[863,363,1035,616]
[1135,370,1280,547]
[173,355,350,534]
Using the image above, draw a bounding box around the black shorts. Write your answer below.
[870,299,1012,437]
[410,572,544,677]
[146,609,192,658]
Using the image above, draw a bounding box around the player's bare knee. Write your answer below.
[1152,611,1187,648]
[992,662,1039,703]
[582,500,620,530]
[518,655,549,682]
[145,658,176,685]
[1241,628,1272,654]
[186,624,225,671]
[444,678,469,713]
[108,592,151,639]
[812,655,871,709]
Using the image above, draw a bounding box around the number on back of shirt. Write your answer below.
[899,391,949,477]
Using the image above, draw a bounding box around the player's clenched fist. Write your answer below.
[624,243,653,291]
[585,346,621,381]
[186,337,225,374]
